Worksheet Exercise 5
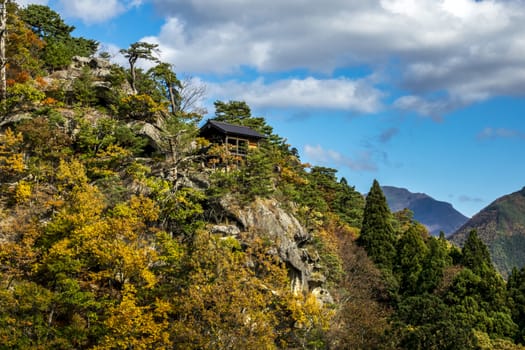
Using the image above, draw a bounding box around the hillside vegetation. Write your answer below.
[2,3,525,349]
[451,187,525,278]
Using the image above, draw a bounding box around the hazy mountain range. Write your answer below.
[382,186,469,236]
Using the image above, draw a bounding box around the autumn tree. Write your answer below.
[5,1,44,83]
[330,231,392,349]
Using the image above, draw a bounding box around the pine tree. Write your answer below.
[357,179,396,270]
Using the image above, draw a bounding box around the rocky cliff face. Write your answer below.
[211,196,329,297]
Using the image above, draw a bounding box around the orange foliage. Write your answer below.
[35,76,47,88]
[15,71,30,83]
[41,97,57,106]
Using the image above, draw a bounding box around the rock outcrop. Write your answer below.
[213,196,327,294]
[41,56,133,100]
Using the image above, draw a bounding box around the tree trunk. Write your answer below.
[129,61,137,94]
[0,0,7,102]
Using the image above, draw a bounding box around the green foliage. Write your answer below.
[392,293,475,349]
[161,187,206,236]
[16,111,72,162]
[395,225,429,296]
[148,62,182,113]
[358,179,397,270]
[1,11,524,348]
[19,5,98,70]
[75,116,147,158]
[72,67,98,106]
[239,147,275,198]
[508,267,525,344]
[19,4,74,40]
[214,100,278,142]
[41,38,73,70]
[462,230,493,274]
[120,41,160,93]
[417,235,452,293]
[2,80,45,112]
[334,177,365,227]
[117,93,164,122]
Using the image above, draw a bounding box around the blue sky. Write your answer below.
[16,0,525,217]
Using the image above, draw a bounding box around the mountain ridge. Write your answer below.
[382,185,469,236]
[450,186,525,277]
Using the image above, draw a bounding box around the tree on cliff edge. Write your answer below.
[358,179,396,270]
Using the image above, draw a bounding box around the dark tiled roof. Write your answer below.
[201,120,265,139]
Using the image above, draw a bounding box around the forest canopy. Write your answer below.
[1,4,525,349]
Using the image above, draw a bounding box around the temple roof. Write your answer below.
[199,120,265,139]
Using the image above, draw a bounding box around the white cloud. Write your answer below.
[393,95,455,120]
[14,0,48,6]
[143,0,525,117]
[206,77,383,113]
[304,144,377,172]
[57,0,140,23]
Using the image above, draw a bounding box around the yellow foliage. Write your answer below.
[14,180,32,203]
[56,158,89,190]
[289,293,333,332]
[95,284,169,350]
[0,128,25,176]
[474,330,525,350]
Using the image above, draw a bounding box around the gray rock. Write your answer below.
[211,225,241,236]
[311,287,334,305]
[218,197,317,293]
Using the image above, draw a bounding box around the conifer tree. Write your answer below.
[508,267,525,343]
[395,225,429,295]
[462,229,492,274]
[357,179,396,270]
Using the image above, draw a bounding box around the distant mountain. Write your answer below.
[449,187,525,277]
[382,186,469,236]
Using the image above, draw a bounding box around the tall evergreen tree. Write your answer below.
[357,179,396,270]
[395,225,429,295]
[508,267,525,343]
[462,229,492,274]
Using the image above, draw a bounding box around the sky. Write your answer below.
[15,0,525,217]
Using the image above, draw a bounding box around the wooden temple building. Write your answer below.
[199,120,265,157]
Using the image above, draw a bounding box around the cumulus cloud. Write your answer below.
[143,0,525,116]
[205,77,383,113]
[57,0,142,23]
[304,144,377,172]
